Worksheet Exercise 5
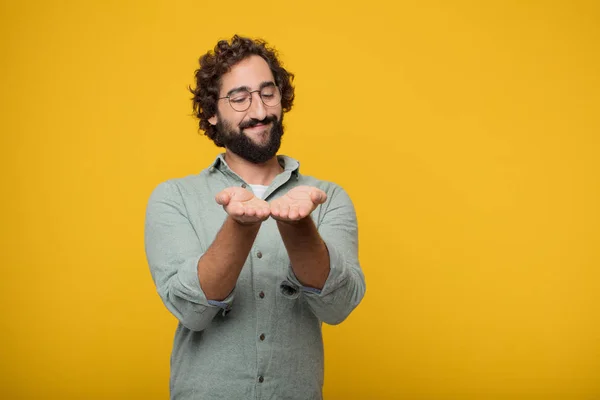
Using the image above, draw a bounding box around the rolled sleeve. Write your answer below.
[145,181,234,331]
[286,185,366,325]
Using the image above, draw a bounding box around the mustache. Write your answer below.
[239,116,278,130]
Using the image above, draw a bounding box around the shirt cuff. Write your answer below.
[179,254,236,314]
[207,288,235,316]
[285,241,347,297]
[301,286,322,294]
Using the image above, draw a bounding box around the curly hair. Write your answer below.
[190,35,295,146]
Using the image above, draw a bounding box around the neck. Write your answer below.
[224,150,283,185]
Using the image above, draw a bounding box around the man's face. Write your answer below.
[209,55,284,164]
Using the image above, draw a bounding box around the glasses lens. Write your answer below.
[260,86,281,107]
[229,91,252,111]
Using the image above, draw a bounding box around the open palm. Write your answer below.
[216,187,270,225]
[270,185,327,222]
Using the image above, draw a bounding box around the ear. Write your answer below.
[208,115,218,125]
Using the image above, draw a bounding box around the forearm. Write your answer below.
[198,216,261,300]
[277,218,330,289]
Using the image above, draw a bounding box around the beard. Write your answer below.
[215,114,284,164]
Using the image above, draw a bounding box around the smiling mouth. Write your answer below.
[243,122,270,132]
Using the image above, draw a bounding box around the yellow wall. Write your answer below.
[2,1,599,398]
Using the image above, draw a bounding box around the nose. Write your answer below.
[247,91,267,121]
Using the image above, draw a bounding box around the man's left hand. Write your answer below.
[270,186,327,223]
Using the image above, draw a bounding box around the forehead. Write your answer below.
[219,55,275,94]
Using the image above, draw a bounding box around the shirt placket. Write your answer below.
[253,239,270,398]
[214,157,299,398]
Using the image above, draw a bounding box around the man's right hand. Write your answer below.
[216,187,270,225]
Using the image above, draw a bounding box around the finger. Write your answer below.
[228,202,245,217]
[279,203,290,219]
[245,206,256,217]
[258,204,270,219]
[298,206,310,219]
[254,209,266,219]
[289,204,300,220]
[215,190,231,206]
[310,190,327,205]
[270,202,281,218]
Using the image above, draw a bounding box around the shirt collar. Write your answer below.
[209,153,300,174]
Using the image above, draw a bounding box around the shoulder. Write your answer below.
[297,174,355,212]
[297,173,347,195]
[148,169,213,204]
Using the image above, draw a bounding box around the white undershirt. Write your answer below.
[249,184,269,200]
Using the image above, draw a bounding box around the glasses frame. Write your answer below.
[218,86,282,112]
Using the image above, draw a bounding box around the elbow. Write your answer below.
[163,292,217,332]
[179,314,212,332]
[321,312,349,326]
[321,281,366,326]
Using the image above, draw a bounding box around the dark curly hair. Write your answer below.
[190,35,295,146]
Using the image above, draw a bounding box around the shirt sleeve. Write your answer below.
[286,185,366,325]
[144,181,234,331]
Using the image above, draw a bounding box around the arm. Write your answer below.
[197,216,260,301]
[276,217,330,290]
[145,182,269,331]
[270,185,366,325]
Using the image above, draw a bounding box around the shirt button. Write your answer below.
[257,251,263,258]
[258,376,264,383]
[259,333,265,341]
[241,183,247,188]
[259,291,265,299]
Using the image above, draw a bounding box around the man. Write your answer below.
[145,35,366,399]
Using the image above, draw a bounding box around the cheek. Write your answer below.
[271,106,283,120]
[232,116,245,127]
[219,108,245,127]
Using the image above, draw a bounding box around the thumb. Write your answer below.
[215,190,231,206]
[311,190,327,204]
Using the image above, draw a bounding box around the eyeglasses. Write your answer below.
[218,85,282,112]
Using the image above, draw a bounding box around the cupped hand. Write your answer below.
[269,186,327,223]
[216,187,270,225]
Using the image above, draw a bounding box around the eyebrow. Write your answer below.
[225,81,276,97]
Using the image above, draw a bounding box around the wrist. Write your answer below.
[276,216,314,229]
[227,216,264,229]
